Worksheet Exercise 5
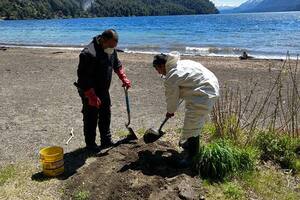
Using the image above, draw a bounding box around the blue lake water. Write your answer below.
[0,12,300,58]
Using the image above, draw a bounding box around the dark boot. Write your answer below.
[185,135,200,159]
[177,136,200,168]
[85,143,100,153]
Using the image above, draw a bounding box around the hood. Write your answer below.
[165,51,180,71]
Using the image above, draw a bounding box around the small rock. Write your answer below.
[52,51,64,54]
[0,47,7,51]
[177,180,196,200]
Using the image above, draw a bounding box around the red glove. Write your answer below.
[115,66,131,89]
[166,112,175,118]
[84,88,101,108]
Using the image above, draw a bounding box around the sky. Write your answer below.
[211,0,247,7]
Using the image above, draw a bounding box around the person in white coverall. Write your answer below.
[152,51,219,167]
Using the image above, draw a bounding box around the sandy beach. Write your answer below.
[0,46,294,166]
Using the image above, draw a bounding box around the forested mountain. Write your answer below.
[233,0,263,12]
[0,0,218,20]
[0,0,83,19]
[252,0,300,12]
[231,0,300,13]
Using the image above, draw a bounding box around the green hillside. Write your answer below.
[0,0,218,20]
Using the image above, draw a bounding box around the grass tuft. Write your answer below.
[255,132,300,172]
[194,139,256,181]
[0,165,16,186]
[74,189,90,200]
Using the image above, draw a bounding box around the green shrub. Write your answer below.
[255,132,299,172]
[238,146,258,171]
[202,122,217,136]
[194,140,256,181]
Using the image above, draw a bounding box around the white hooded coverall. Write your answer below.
[164,52,220,143]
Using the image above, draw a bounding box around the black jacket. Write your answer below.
[77,36,122,95]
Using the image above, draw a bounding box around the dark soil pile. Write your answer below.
[62,140,203,200]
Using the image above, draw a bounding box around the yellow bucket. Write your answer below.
[39,146,64,177]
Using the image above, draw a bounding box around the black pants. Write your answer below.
[80,91,112,147]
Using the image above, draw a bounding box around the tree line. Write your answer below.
[0,0,218,20]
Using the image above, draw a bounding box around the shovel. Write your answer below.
[143,100,183,144]
[143,116,171,144]
[99,89,137,151]
[123,87,138,141]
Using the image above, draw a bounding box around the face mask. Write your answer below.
[104,48,115,55]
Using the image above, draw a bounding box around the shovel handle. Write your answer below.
[158,99,184,133]
[124,87,131,126]
[158,116,170,133]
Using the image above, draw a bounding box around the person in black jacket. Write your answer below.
[76,29,131,151]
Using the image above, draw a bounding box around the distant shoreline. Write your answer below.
[0,43,83,50]
[0,43,294,61]
[1,14,219,21]
[1,11,300,21]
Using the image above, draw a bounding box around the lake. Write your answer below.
[0,12,300,58]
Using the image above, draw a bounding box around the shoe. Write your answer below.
[101,139,115,149]
[175,157,193,169]
[86,144,100,153]
[179,136,200,157]
[176,136,200,169]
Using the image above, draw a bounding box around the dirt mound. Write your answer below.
[62,140,203,200]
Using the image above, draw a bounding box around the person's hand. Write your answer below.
[166,112,175,118]
[122,77,131,89]
[84,88,101,108]
[116,66,131,89]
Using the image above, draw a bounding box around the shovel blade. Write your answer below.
[126,126,138,141]
[143,128,165,144]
